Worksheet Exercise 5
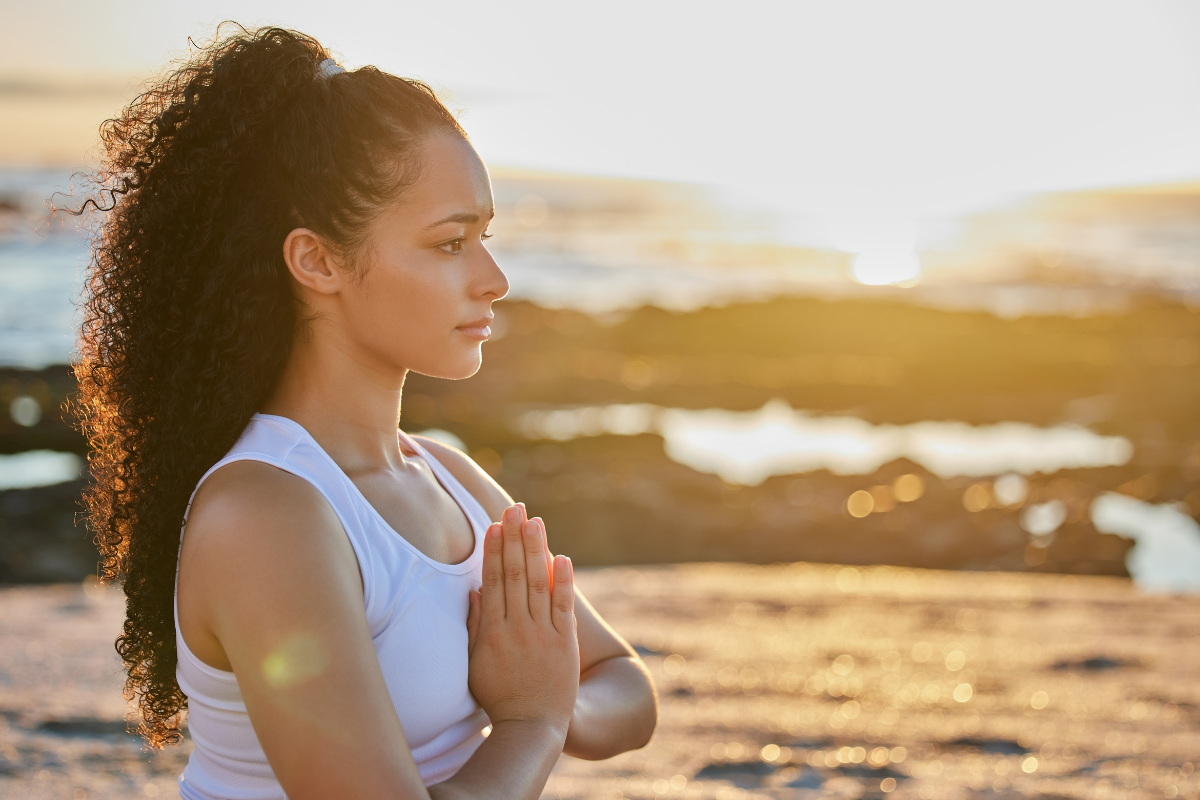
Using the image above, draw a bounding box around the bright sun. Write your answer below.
[823,209,924,287]
[851,251,922,286]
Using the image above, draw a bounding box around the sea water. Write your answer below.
[515,399,1135,485]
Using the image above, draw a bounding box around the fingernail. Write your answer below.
[488,523,501,538]
[504,506,519,523]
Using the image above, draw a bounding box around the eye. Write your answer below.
[438,238,464,255]
[481,230,493,241]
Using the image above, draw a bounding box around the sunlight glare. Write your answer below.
[1091,493,1200,593]
[518,400,1133,486]
[824,208,922,286]
[852,251,922,286]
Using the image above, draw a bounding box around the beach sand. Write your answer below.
[0,564,1196,799]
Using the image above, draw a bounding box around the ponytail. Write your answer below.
[70,24,463,747]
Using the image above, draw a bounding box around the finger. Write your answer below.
[466,589,481,653]
[481,522,505,622]
[540,520,555,594]
[524,518,551,623]
[550,555,575,635]
[501,504,529,619]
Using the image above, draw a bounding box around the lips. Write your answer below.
[455,315,494,340]
[457,316,494,330]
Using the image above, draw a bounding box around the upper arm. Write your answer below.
[414,437,639,670]
[177,462,429,800]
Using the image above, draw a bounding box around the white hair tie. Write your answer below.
[316,58,346,79]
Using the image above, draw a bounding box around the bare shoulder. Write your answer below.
[185,460,345,554]
[411,435,512,522]
[180,459,361,612]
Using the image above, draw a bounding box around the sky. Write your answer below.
[3,0,1200,240]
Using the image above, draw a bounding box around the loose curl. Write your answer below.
[67,24,463,747]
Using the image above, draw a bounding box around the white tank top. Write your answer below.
[174,413,490,800]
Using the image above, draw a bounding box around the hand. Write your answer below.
[466,504,579,733]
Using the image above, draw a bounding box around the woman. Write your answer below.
[74,26,657,800]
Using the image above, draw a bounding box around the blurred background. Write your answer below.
[3,0,1199,587]
[2,2,1200,799]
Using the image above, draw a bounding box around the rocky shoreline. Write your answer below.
[3,294,1198,582]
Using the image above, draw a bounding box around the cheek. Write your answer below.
[357,269,441,334]
[345,262,464,360]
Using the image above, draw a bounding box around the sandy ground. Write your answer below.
[0,565,1196,800]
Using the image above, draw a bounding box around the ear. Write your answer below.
[282,228,346,295]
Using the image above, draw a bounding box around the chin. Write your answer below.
[413,349,483,381]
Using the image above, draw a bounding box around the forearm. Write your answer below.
[429,719,567,800]
[563,656,658,760]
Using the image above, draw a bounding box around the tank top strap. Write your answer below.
[399,430,492,542]
[396,426,423,457]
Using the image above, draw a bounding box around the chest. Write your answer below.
[350,459,476,566]
[349,497,484,749]
[368,563,483,748]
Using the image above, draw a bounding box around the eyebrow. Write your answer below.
[425,209,495,229]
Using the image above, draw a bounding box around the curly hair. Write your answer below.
[67,24,464,747]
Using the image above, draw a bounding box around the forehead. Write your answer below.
[404,133,493,218]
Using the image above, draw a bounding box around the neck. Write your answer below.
[261,325,410,471]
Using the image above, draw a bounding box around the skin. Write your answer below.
[176,132,657,800]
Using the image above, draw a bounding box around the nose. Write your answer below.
[474,243,509,302]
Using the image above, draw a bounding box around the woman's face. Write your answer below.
[334,132,508,380]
